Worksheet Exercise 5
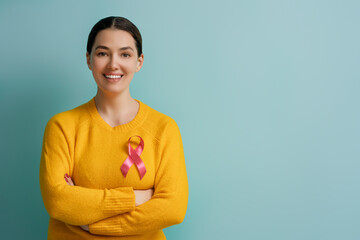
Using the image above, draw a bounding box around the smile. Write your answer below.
[104,74,123,79]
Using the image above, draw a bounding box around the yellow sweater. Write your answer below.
[39,97,188,240]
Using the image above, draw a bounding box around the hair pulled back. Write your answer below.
[87,16,142,57]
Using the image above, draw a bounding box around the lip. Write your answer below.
[103,73,123,82]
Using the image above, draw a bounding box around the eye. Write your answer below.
[122,53,131,58]
[97,52,108,57]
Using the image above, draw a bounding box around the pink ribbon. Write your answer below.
[120,136,146,180]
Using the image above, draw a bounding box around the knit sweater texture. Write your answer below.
[39,97,188,240]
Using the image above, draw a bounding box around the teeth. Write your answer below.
[105,75,122,79]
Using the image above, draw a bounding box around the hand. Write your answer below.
[80,225,89,231]
[64,174,74,186]
[64,174,89,232]
[134,189,154,206]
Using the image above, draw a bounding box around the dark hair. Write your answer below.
[87,16,142,57]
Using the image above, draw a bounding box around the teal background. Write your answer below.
[1,0,359,239]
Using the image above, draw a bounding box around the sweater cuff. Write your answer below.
[89,218,123,235]
[102,187,135,215]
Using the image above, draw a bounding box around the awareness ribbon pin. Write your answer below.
[120,136,146,180]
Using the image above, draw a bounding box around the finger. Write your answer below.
[64,177,73,186]
[80,225,89,231]
[64,174,70,185]
[67,176,74,186]
[68,178,75,186]
[64,174,75,186]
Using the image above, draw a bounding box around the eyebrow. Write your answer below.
[94,45,135,52]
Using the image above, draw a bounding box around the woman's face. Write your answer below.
[86,29,144,95]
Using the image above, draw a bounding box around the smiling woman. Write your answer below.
[87,28,144,98]
[39,16,188,240]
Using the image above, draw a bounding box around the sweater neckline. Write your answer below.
[87,96,148,132]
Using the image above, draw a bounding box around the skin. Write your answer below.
[86,28,144,127]
[64,28,153,231]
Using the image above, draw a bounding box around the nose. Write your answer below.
[107,55,119,70]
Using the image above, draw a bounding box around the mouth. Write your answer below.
[103,74,124,81]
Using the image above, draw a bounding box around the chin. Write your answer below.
[98,86,130,95]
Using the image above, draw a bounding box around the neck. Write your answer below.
[94,88,139,125]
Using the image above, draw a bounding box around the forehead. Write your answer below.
[93,29,136,49]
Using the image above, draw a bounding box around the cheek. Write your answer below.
[92,59,106,72]
[118,62,134,73]
[128,60,140,71]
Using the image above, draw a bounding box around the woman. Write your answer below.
[39,16,188,240]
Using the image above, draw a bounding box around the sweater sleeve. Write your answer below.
[39,116,136,226]
[88,119,189,236]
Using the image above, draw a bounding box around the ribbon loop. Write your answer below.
[120,136,146,180]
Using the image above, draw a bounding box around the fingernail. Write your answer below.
[65,173,69,178]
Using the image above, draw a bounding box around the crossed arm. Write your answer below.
[63,174,153,232]
[40,117,188,236]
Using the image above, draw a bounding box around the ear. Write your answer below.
[86,52,92,70]
[135,53,144,72]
